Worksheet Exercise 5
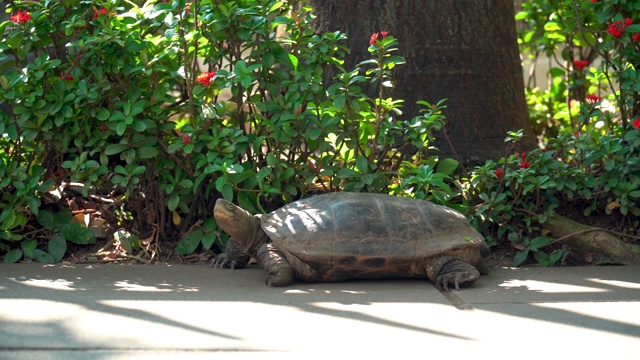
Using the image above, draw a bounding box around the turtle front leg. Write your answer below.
[257,243,294,286]
[424,256,481,291]
[213,238,250,269]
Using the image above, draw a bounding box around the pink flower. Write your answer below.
[573,60,589,71]
[10,10,31,23]
[195,72,216,86]
[585,94,602,104]
[607,18,633,38]
[632,117,640,130]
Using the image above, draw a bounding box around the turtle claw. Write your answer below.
[435,273,461,292]
[213,253,247,269]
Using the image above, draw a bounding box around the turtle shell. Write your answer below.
[261,192,486,280]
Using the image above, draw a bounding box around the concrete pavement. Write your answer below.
[0,263,639,359]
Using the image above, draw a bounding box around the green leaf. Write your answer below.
[105,143,129,155]
[529,236,550,251]
[59,223,96,245]
[114,229,139,254]
[175,229,203,255]
[48,234,67,262]
[355,156,369,174]
[334,94,345,109]
[137,146,159,159]
[36,210,58,231]
[533,250,550,266]
[33,249,55,263]
[4,249,23,263]
[549,250,565,265]
[544,22,562,31]
[266,153,277,167]
[257,167,272,182]
[216,177,233,200]
[513,248,529,267]
[96,108,110,121]
[383,55,406,66]
[131,120,147,132]
[21,238,38,258]
[201,232,216,251]
[116,122,127,136]
[337,168,361,178]
[436,158,459,176]
[167,193,180,211]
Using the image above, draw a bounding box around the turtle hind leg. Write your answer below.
[435,260,480,291]
[423,256,481,291]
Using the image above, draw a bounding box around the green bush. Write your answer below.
[1,0,457,262]
[2,0,637,266]
[471,0,640,265]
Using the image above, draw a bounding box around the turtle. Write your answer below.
[213,192,489,291]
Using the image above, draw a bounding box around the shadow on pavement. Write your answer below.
[0,263,639,354]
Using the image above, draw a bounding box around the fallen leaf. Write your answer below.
[172,210,181,226]
[606,201,621,210]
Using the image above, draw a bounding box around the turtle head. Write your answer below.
[214,198,266,253]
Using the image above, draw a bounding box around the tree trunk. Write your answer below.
[545,212,640,265]
[304,0,536,163]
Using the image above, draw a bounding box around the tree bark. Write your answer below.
[545,212,640,265]
[304,0,536,163]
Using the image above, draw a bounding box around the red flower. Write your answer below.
[10,10,31,23]
[519,160,530,169]
[93,8,108,19]
[633,33,640,42]
[370,31,389,45]
[572,60,589,71]
[585,94,602,104]
[59,74,74,81]
[369,32,379,45]
[632,117,640,130]
[195,71,216,86]
[182,135,192,145]
[607,18,633,38]
[495,168,505,179]
[590,0,598,2]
